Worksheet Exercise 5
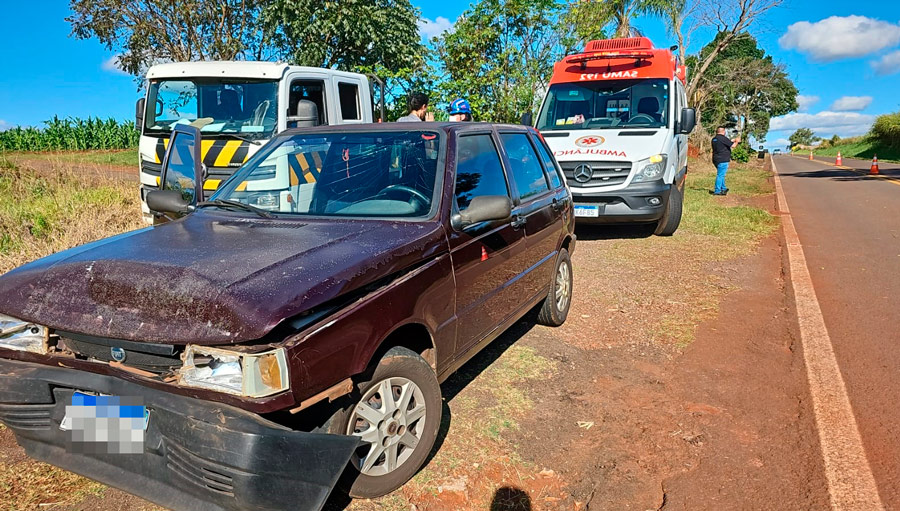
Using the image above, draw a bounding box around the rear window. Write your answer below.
[500,133,549,200]
[532,136,563,188]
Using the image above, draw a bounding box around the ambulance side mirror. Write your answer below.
[678,108,696,134]
[135,98,145,131]
[520,112,534,126]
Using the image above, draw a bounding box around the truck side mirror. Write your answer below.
[156,125,203,217]
[451,195,512,230]
[678,108,696,134]
[520,112,534,126]
[135,98,145,131]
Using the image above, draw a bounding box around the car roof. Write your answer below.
[280,122,534,138]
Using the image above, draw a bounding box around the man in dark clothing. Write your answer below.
[397,92,433,122]
[711,127,740,195]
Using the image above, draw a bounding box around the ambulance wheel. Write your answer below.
[655,186,683,236]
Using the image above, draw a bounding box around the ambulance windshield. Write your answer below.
[536,79,669,131]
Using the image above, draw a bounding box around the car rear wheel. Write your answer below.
[328,347,441,499]
[537,248,572,326]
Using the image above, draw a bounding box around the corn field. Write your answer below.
[0,116,139,152]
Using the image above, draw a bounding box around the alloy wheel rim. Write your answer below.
[347,376,426,476]
[555,261,570,311]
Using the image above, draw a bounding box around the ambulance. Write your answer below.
[135,61,382,222]
[535,37,696,235]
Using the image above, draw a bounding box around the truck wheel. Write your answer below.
[329,347,441,499]
[537,248,572,326]
[654,186,683,236]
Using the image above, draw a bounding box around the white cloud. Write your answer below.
[871,50,900,75]
[101,55,129,76]
[418,16,453,39]
[830,96,873,111]
[779,16,900,61]
[0,120,8,132]
[772,138,791,148]
[796,95,819,112]
[770,111,876,138]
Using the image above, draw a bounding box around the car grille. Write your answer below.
[57,332,182,375]
[166,441,237,496]
[0,403,54,430]
[561,161,632,188]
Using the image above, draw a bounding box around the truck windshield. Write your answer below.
[537,79,670,131]
[144,79,279,139]
[212,130,442,218]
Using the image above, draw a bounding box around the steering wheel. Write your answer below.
[376,184,429,205]
[628,113,656,125]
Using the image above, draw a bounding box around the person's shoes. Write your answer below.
[711,190,727,196]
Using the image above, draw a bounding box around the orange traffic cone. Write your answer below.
[870,155,880,175]
[809,150,814,160]
[836,152,842,166]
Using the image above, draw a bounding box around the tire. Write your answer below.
[654,184,683,236]
[537,248,573,327]
[328,347,442,499]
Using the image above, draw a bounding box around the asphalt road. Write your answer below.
[773,155,900,506]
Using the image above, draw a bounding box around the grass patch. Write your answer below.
[683,159,778,249]
[2,148,139,168]
[812,137,900,163]
[0,459,106,511]
[0,162,143,272]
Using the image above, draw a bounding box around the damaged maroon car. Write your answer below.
[0,122,575,510]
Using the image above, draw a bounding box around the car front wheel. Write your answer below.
[329,347,442,499]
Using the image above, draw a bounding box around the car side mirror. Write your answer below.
[135,98,145,131]
[678,108,696,134]
[146,189,192,215]
[452,195,512,230]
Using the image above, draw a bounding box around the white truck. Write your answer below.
[535,37,696,235]
[135,61,383,222]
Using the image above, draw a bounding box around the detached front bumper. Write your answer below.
[571,180,673,224]
[0,357,359,511]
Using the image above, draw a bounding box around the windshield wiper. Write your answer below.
[219,132,262,146]
[196,199,274,218]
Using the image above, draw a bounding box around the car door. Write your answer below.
[498,130,562,300]
[448,131,526,354]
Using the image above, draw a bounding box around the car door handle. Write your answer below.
[552,198,563,211]
[510,215,526,229]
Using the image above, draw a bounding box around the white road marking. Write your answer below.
[772,159,884,510]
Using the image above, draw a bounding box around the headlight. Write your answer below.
[179,345,289,398]
[632,154,667,182]
[0,314,48,354]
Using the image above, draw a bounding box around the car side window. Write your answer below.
[338,82,361,121]
[455,134,510,210]
[532,136,563,189]
[500,133,549,200]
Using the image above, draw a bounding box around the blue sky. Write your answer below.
[2,1,899,149]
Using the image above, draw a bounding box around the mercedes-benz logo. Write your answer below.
[573,164,594,183]
[110,346,126,363]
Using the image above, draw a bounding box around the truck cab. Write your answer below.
[535,37,696,235]
[136,61,381,222]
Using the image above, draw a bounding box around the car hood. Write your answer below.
[0,211,445,345]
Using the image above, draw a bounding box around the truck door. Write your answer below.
[448,131,525,353]
[285,75,330,128]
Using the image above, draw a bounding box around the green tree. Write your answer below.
[435,0,564,123]
[694,34,798,142]
[563,0,666,41]
[789,128,817,148]
[67,0,271,76]
[262,0,423,72]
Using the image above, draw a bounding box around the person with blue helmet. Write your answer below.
[447,98,473,122]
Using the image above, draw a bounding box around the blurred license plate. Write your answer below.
[60,392,148,454]
[574,205,600,217]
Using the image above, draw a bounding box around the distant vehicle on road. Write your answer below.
[535,37,696,235]
[773,148,782,154]
[0,122,575,510]
[135,61,384,223]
